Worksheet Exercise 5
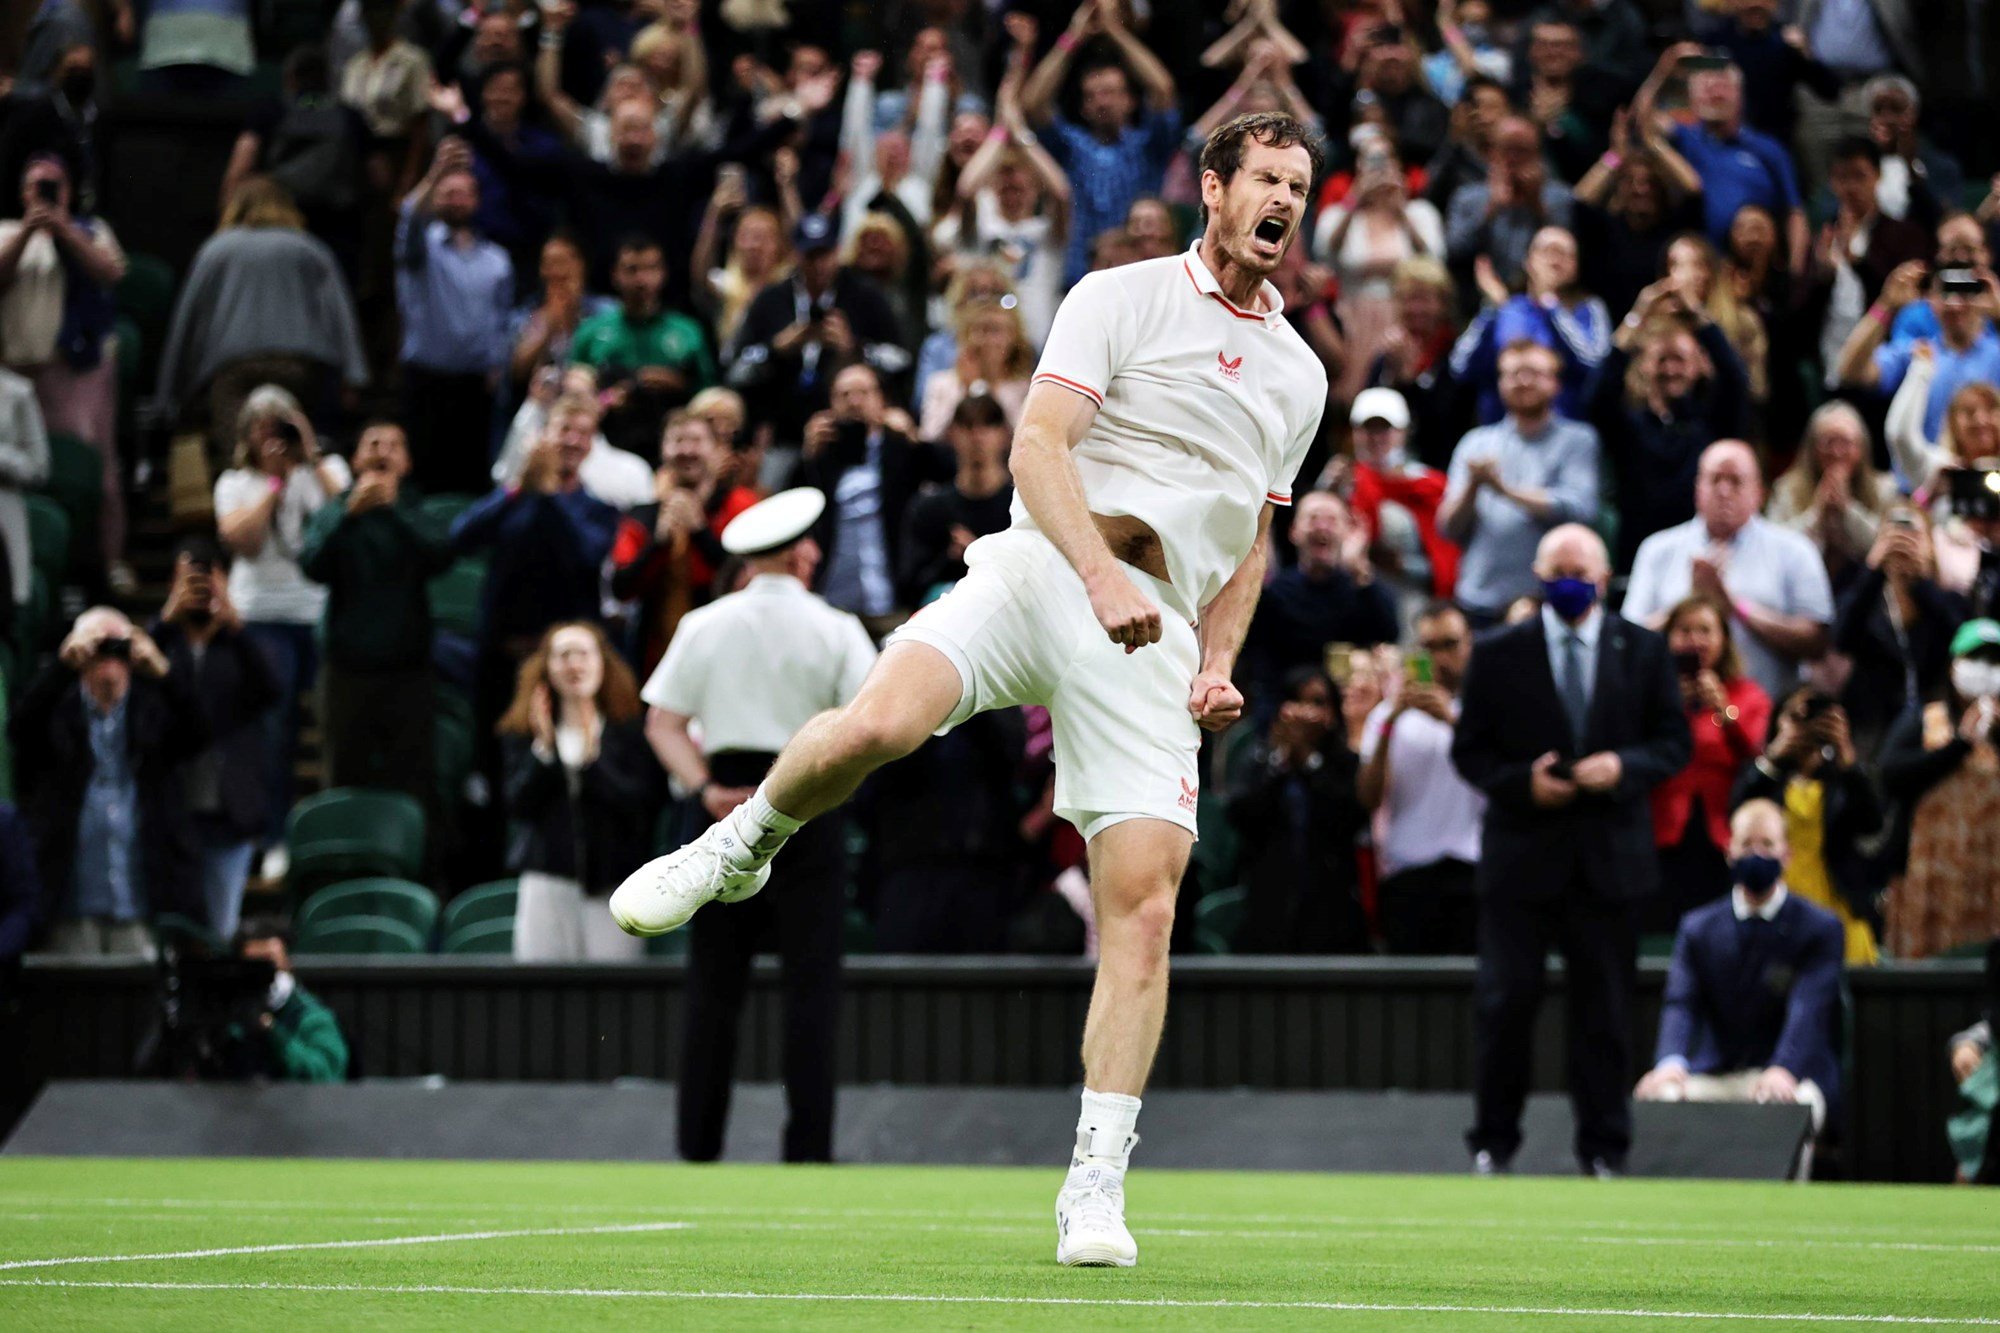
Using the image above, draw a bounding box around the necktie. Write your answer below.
[1561,630,1590,749]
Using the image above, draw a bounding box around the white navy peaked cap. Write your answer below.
[722,487,826,557]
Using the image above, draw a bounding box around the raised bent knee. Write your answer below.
[824,700,929,770]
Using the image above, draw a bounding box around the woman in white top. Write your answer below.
[918,296,1033,443]
[1313,131,1445,401]
[1884,342,2000,495]
[838,48,950,242]
[536,8,715,165]
[213,385,350,858]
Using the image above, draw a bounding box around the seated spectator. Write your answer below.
[1625,440,1833,704]
[299,420,454,809]
[695,194,795,356]
[1663,232,1769,409]
[509,234,614,392]
[797,363,952,630]
[0,369,49,623]
[154,178,369,470]
[219,46,368,272]
[0,798,41,975]
[1879,619,2000,958]
[1438,340,1602,623]
[234,920,349,1081]
[1444,116,1574,293]
[1648,595,1773,933]
[1857,213,1992,350]
[1735,688,1886,964]
[498,621,663,962]
[845,211,927,356]
[1358,601,1485,954]
[917,297,1032,443]
[898,394,1015,607]
[687,386,760,493]
[1020,0,1182,286]
[1224,665,1369,954]
[1315,129,1445,404]
[1451,224,1609,425]
[570,235,715,462]
[1361,257,1462,469]
[1589,283,1751,567]
[213,388,351,877]
[1635,798,1844,1155]
[912,261,1022,417]
[1571,108,1705,321]
[1805,137,1931,391]
[1510,0,1653,100]
[1864,75,1963,233]
[838,49,950,241]
[1244,490,1398,716]
[395,138,515,498]
[1886,349,2000,497]
[1344,388,1459,615]
[151,544,277,942]
[0,153,129,589]
[1767,402,1894,592]
[1124,196,1180,262]
[1425,0,1512,107]
[10,607,208,956]
[611,410,760,675]
[1512,13,1618,183]
[493,366,654,512]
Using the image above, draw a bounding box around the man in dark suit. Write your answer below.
[1451,523,1691,1175]
[1635,798,1845,1150]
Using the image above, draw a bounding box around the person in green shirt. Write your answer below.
[236,920,348,1083]
[570,236,716,458]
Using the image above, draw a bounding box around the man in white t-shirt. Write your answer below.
[611,113,1328,1267]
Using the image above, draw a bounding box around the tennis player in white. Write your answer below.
[611,112,1328,1267]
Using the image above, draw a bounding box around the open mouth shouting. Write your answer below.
[1250,213,1290,259]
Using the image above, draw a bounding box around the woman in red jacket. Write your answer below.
[1647,595,1772,934]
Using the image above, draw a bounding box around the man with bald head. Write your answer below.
[1452,523,1690,1176]
[1623,440,1834,702]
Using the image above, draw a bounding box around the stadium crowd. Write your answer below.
[0,0,1998,1046]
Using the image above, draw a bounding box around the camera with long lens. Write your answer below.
[136,920,275,1080]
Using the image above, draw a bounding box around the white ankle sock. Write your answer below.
[721,788,804,867]
[1072,1088,1141,1169]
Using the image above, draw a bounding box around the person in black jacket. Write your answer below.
[10,607,210,955]
[897,393,1014,608]
[0,799,41,1130]
[1451,523,1692,1175]
[151,542,281,942]
[497,620,664,961]
[1832,515,1968,762]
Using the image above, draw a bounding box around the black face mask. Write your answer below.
[59,69,96,104]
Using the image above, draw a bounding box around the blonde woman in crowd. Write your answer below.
[917,297,1033,443]
[1766,401,1894,586]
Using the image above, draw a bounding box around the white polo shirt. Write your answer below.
[1358,699,1485,878]
[641,574,878,754]
[1025,240,1328,621]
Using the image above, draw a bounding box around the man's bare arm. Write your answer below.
[1197,504,1273,678]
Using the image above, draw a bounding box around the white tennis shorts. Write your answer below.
[887,528,1202,841]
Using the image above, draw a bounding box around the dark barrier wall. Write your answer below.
[18,957,1983,1183]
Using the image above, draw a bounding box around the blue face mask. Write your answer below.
[1731,853,1784,896]
[1541,576,1598,622]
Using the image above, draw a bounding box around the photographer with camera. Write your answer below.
[1832,507,1967,762]
[232,921,348,1082]
[9,607,208,955]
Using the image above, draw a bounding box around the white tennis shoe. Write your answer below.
[1055,1163,1137,1267]
[608,822,770,937]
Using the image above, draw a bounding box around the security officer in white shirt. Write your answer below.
[638,488,877,1163]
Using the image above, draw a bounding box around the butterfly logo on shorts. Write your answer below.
[1216,352,1243,384]
[1178,777,1199,812]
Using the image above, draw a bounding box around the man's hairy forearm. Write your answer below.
[1198,521,1269,674]
[1012,425,1121,586]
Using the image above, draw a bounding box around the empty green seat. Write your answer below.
[646,930,690,959]
[19,568,53,651]
[441,879,517,937]
[1192,885,1248,955]
[296,877,440,939]
[42,433,100,570]
[295,914,427,955]
[115,253,175,344]
[286,787,427,889]
[428,558,486,638]
[24,495,70,584]
[441,917,515,955]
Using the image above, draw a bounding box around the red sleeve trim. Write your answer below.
[1267,491,1292,506]
[1033,372,1104,406]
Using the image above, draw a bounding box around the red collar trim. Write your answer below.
[1182,258,1276,324]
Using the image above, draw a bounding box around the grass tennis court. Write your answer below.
[1,1157,1996,1329]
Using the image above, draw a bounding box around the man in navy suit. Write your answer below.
[1452,524,1692,1176]
[1636,798,1845,1150]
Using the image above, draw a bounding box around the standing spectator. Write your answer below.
[1451,524,1691,1175]
[917,297,1033,442]
[1634,798,1845,1157]
[1223,665,1370,954]
[898,394,1015,608]
[1570,109,1706,322]
[693,193,795,356]
[154,178,369,471]
[1865,75,1963,231]
[1315,132,1445,402]
[299,420,455,808]
[1736,688,1886,964]
[1831,511,1968,758]
[1511,0,1654,97]
[1362,257,1462,469]
[212,388,351,878]
[1625,440,1836,706]
[1450,225,1610,426]
[1335,28,1451,168]
[339,0,433,187]
[1648,595,1774,934]
[1020,0,1182,286]
[1345,387,1459,612]
[837,49,950,241]
[0,369,49,621]
[0,41,101,214]
[912,261,1023,417]
[508,234,612,392]
[1511,15,1615,183]
[218,47,368,275]
[1663,233,1771,410]
[1767,402,1895,592]
[11,608,208,956]
[1438,340,1602,624]
[498,621,663,961]
[569,235,716,462]
[494,364,654,512]
[0,153,129,589]
[1243,489,1399,715]
[1883,343,2000,495]
[610,410,760,676]
[1879,619,2000,958]
[797,363,952,631]
[450,59,567,279]
[1698,0,1844,150]
[1358,601,1486,954]
[1806,137,1932,390]
[1444,116,1575,292]
[1422,74,1510,214]
[395,138,515,498]
[1587,282,1751,567]
[151,545,277,941]
[844,212,926,356]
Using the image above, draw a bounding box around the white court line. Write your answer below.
[0,1221,690,1272]
[1,1278,1996,1326]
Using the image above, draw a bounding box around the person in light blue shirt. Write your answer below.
[1438,340,1603,620]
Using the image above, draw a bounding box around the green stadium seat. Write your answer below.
[417,492,480,529]
[646,930,690,959]
[20,567,53,652]
[113,314,144,397]
[296,878,441,940]
[428,558,486,638]
[285,787,427,890]
[115,253,176,353]
[1638,933,1677,959]
[441,879,518,937]
[441,917,515,955]
[844,906,875,954]
[295,914,427,955]
[154,912,225,953]
[433,693,474,815]
[43,433,101,568]
[25,495,70,585]
[1193,885,1248,955]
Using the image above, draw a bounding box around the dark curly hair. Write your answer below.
[1196,112,1326,225]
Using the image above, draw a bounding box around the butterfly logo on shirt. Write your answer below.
[1216,351,1243,384]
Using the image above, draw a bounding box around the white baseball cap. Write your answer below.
[721,487,826,557]
[1350,387,1410,429]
